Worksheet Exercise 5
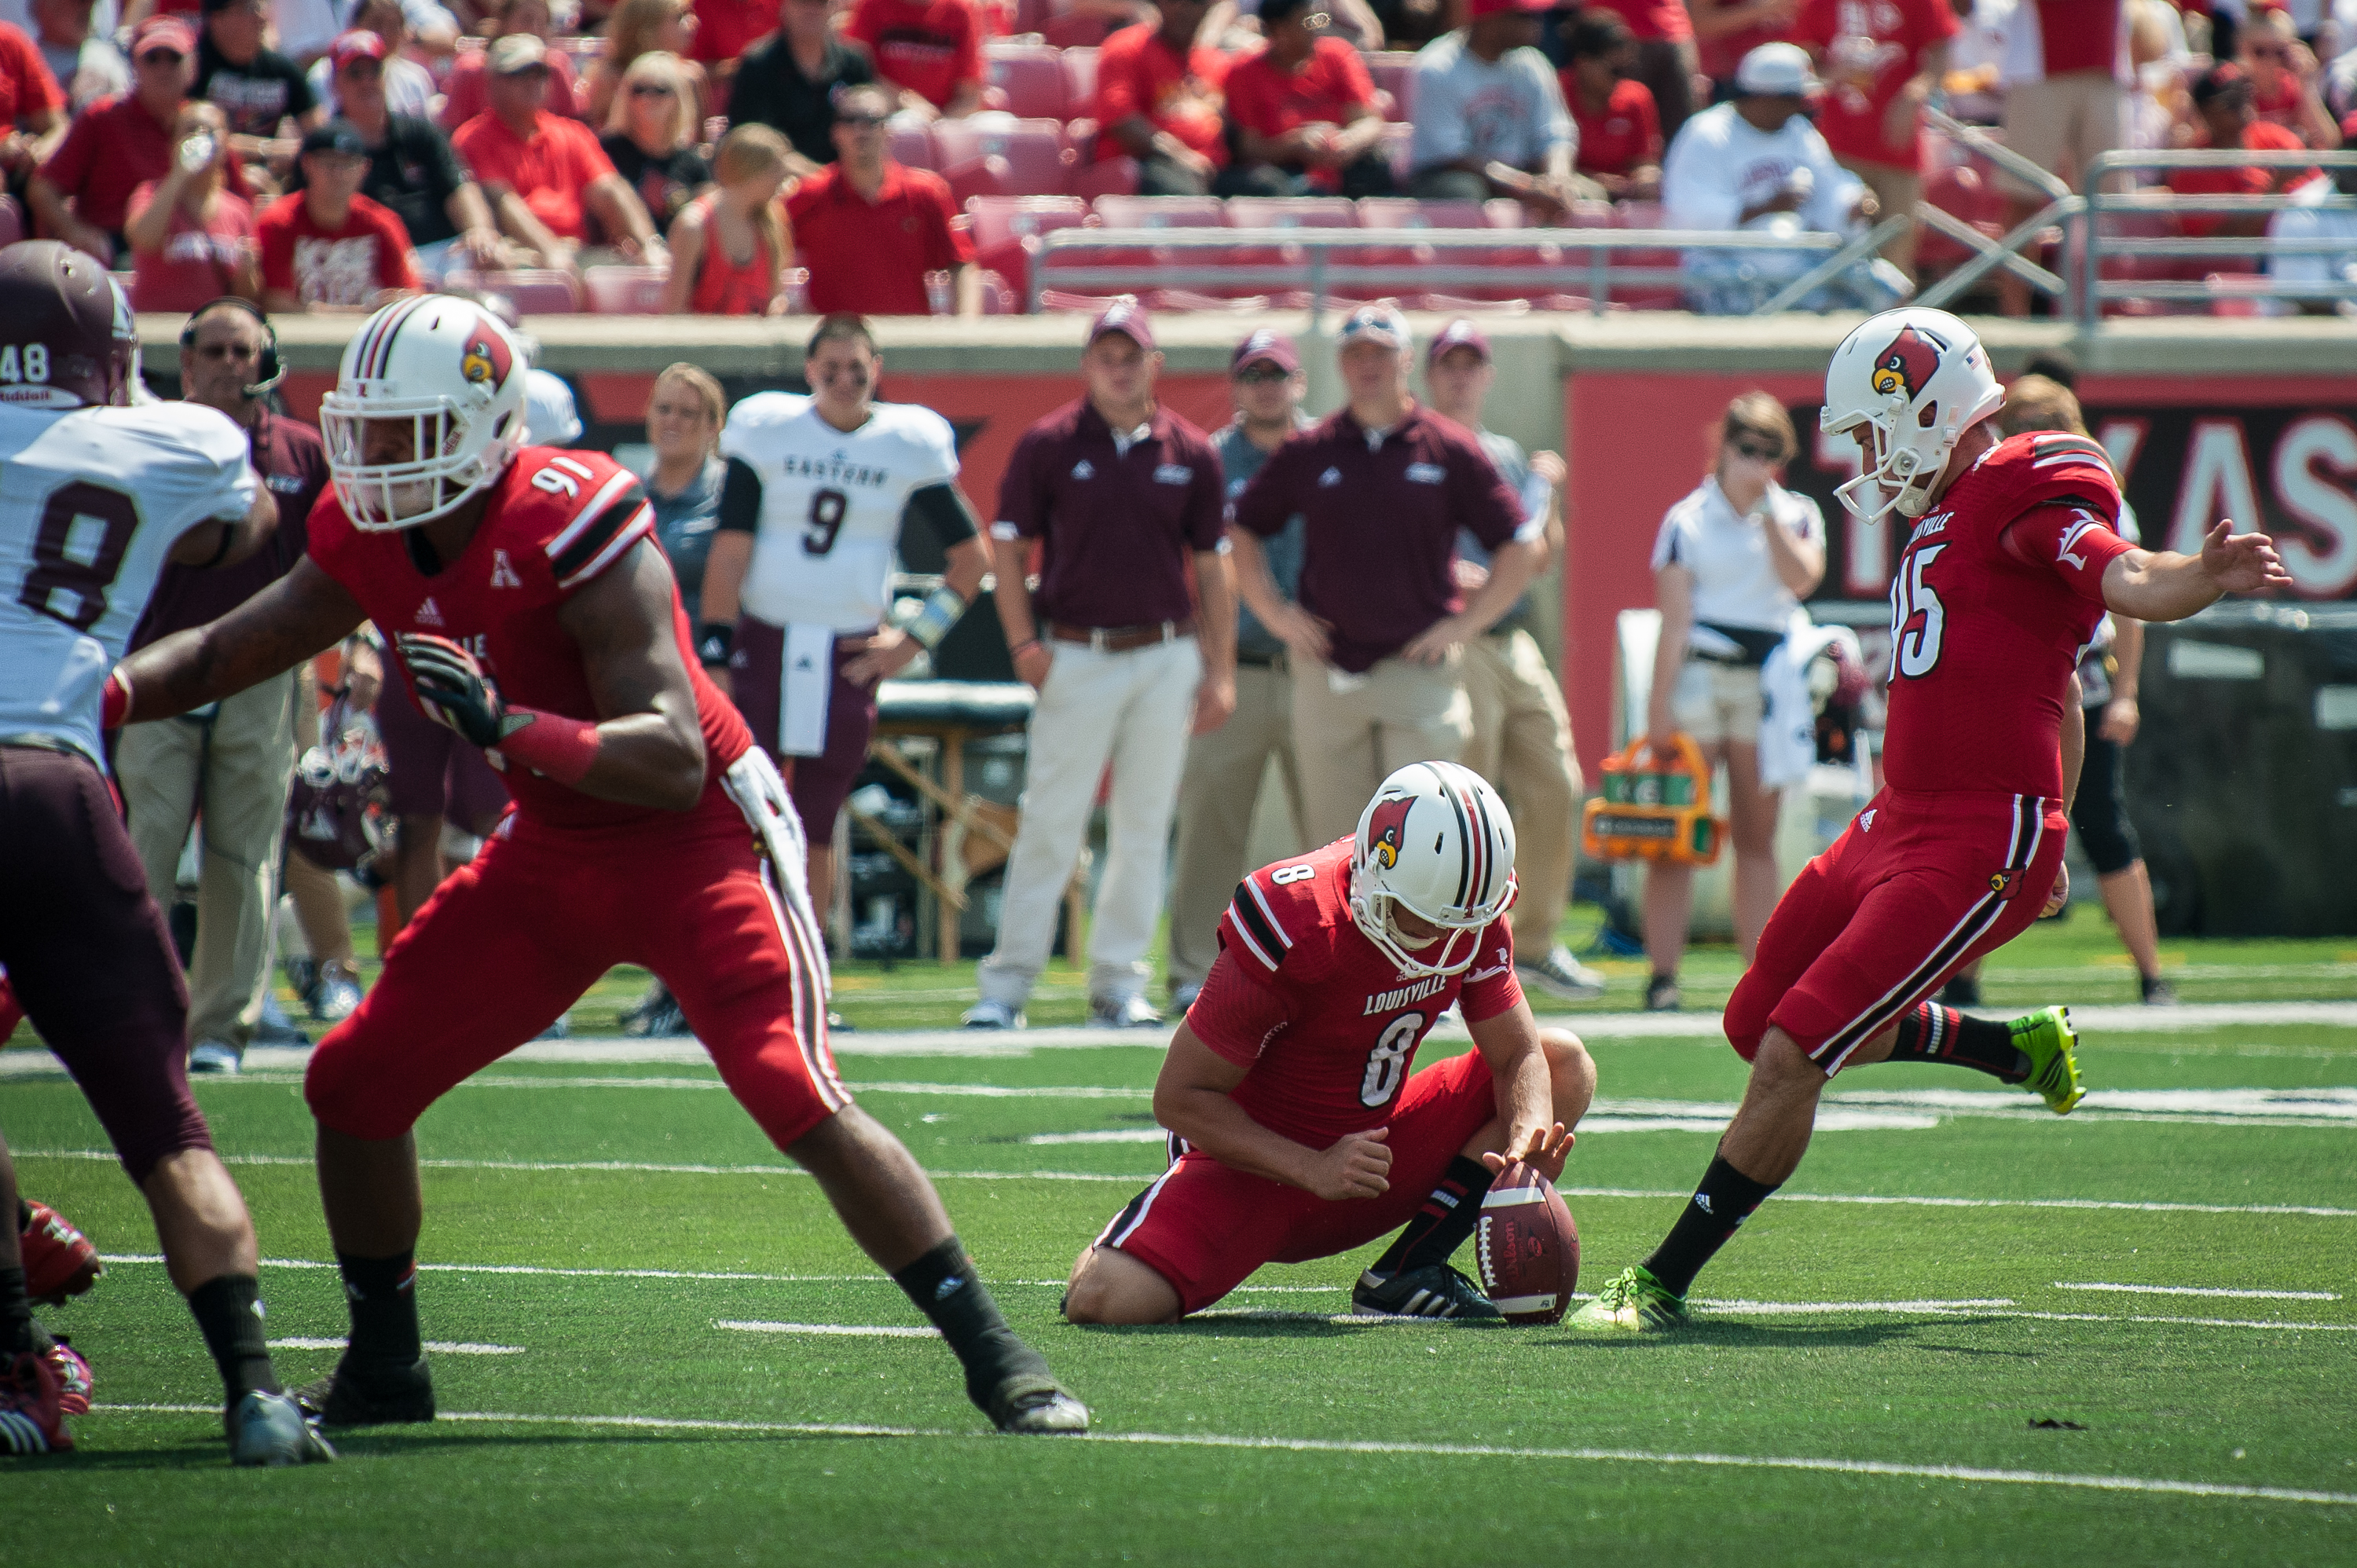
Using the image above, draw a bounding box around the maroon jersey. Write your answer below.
[306,445,755,834]
[1881,430,2137,798]
[1186,837,1523,1149]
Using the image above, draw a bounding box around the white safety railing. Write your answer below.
[2077,148,2357,326]
[1912,105,2086,314]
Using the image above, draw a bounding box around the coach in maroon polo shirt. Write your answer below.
[1231,302,1541,844]
[967,299,1237,1032]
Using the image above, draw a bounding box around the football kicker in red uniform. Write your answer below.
[116,295,1087,1436]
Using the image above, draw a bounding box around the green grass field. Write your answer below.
[3,916,2354,1565]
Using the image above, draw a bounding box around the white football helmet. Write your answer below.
[321,295,530,531]
[1348,761,1517,980]
[1820,306,2004,525]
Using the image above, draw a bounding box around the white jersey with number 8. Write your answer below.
[719,391,960,632]
[0,401,260,767]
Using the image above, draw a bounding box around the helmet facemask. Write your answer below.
[1347,864,1497,980]
[323,386,515,532]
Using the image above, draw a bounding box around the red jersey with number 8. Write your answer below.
[1880,430,2137,799]
[1185,837,1523,1148]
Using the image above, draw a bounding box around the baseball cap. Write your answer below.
[1734,41,1820,97]
[1427,318,1490,366]
[1087,295,1156,353]
[299,119,368,159]
[1231,328,1298,375]
[1336,302,1411,353]
[1467,0,1551,17]
[488,32,549,74]
[331,29,390,72]
[2190,60,2253,107]
[131,15,196,57]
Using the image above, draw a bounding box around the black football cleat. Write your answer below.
[1351,1264,1503,1320]
[294,1354,435,1428]
[984,1372,1090,1434]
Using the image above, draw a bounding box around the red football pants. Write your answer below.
[1726,788,2067,1071]
[306,803,846,1145]
[1093,1049,1497,1316]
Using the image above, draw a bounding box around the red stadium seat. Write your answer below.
[975,268,1020,313]
[1917,164,2004,271]
[1062,46,1099,112]
[1042,11,1116,46]
[1221,196,1359,229]
[441,267,581,314]
[967,195,1094,302]
[1354,197,1512,266]
[1069,153,1137,200]
[932,118,1076,195]
[943,154,1013,206]
[1364,52,1417,120]
[583,265,668,314]
[986,44,1071,119]
[888,122,938,170]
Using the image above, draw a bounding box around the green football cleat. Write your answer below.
[1566,1266,1687,1333]
[2012,1005,2085,1115]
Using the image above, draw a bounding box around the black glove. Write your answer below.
[395,632,519,749]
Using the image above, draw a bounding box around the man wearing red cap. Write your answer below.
[966,300,1237,1031]
[302,31,508,277]
[1404,0,1583,217]
[30,14,205,262]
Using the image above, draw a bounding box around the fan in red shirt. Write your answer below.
[257,119,420,312]
[1790,0,1957,278]
[1091,0,1230,196]
[452,33,665,266]
[126,101,259,310]
[2168,64,2315,239]
[844,0,984,116]
[0,20,63,178]
[1691,0,1798,97]
[1560,11,1661,200]
[1221,0,1393,196]
[785,82,974,314]
[115,292,1091,1438]
[436,0,585,130]
[1063,763,1596,1324]
[1582,0,1696,141]
[29,15,212,263]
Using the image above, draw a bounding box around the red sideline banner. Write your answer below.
[1565,372,2357,782]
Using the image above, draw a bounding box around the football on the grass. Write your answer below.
[1475,1162,1579,1324]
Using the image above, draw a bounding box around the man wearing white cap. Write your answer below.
[1231,305,1539,848]
[1661,41,1911,313]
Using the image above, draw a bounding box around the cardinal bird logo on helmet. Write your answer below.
[1366,794,1414,870]
[1870,324,1944,401]
[458,314,512,390]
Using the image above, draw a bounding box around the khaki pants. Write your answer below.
[1835,154,1923,280]
[1167,658,1303,991]
[116,670,299,1050]
[1290,648,1472,847]
[1461,628,1580,955]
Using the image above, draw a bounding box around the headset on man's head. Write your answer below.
[179,296,285,399]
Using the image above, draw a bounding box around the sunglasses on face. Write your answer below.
[1727,437,1781,462]
[138,48,185,64]
[1235,365,1289,384]
[837,112,886,128]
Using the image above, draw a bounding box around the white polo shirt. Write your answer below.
[1651,474,1824,657]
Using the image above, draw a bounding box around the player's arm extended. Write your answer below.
[1152,1024,1393,1202]
[2099,520,2294,621]
[553,539,710,811]
[116,555,365,722]
[168,483,280,573]
[1465,1000,1572,1182]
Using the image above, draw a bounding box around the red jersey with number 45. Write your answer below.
[306,445,753,834]
[1184,837,1523,1149]
[1881,430,2137,799]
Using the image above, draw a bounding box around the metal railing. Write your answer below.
[2077,148,2357,326]
[1912,105,2085,314]
[1025,218,1909,317]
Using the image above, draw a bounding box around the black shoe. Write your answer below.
[1644,976,1681,1013]
[1351,1263,1502,1320]
[293,1354,435,1427]
[981,1371,1089,1434]
[2140,974,2179,1006]
[1940,975,1982,1007]
[623,990,689,1039]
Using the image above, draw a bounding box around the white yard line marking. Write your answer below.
[2056,1283,2341,1302]
[1024,1108,1944,1143]
[266,1338,526,1354]
[86,1402,2357,1508]
[716,1321,940,1338]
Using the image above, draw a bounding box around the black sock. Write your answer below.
[1370,1156,1495,1277]
[1888,1002,2029,1083]
[14,1200,28,1233]
[337,1250,423,1365]
[1641,1152,1782,1299]
[187,1274,280,1401]
[0,1266,54,1356]
[892,1236,1047,1412]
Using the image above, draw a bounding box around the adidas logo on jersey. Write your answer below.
[489,550,523,589]
[1859,809,1876,832]
[1318,467,1343,488]
[415,598,444,627]
[1071,459,1094,480]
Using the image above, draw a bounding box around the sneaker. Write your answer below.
[285,956,318,1009]
[20,1200,101,1304]
[1169,981,1202,1011]
[0,1349,68,1453]
[293,1354,435,1428]
[1351,1264,1501,1321]
[2140,975,2179,1006]
[227,1390,336,1467]
[1567,1265,1687,1333]
[310,961,363,1024]
[2011,1004,2085,1115]
[189,1039,243,1075]
[961,999,1026,1031]
[981,1371,1089,1434]
[623,988,689,1039]
[1938,973,1982,1008]
[1088,995,1162,1030]
[251,993,310,1046]
[1643,976,1681,1013]
[46,1340,90,1417]
[1517,946,1609,1002]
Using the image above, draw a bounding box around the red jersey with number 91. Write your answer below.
[1881,430,2137,798]
[306,445,753,834]
[1184,837,1523,1149]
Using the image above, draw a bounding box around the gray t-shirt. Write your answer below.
[1215,416,1309,663]
[1457,427,1538,633]
[1406,31,1574,174]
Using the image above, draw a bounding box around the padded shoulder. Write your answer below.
[1219,841,1353,983]
[1967,430,2122,530]
[506,448,654,591]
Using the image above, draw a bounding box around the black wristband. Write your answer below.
[696,622,735,668]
